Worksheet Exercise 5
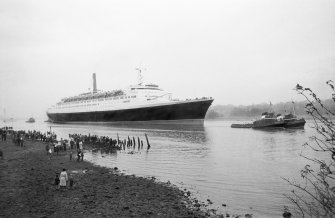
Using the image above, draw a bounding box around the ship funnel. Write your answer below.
[93,73,97,93]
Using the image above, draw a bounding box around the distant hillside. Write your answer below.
[205,99,335,119]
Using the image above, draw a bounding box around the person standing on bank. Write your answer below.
[77,150,81,162]
[76,140,79,150]
[70,138,74,150]
[2,129,6,141]
[79,140,83,151]
[59,168,68,189]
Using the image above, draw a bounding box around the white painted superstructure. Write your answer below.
[47,83,177,114]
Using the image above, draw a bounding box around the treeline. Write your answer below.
[205,99,335,119]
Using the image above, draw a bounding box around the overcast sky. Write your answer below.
[0,0,334,119]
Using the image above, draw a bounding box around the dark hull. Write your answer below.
[231,123,253,128]
[252,119,285,129]
[47,99,213,123]
[284,118,306,128]
[26,118,35,123]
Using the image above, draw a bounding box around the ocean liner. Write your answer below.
[46,71,213,123]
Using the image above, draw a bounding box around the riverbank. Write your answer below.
[0,137,210,217]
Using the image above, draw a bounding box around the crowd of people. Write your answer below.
[1,126,151,190]
[63,89,124,103]
[0,128,8,141]
[68,133,150,152]
[9,130,57,147]
[24,130,57,142]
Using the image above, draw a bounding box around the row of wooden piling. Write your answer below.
[115,133,151,151]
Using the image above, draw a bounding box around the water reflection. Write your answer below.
[260,128,306,162]
[46,121,208,144]
[90,150,102,162]
[263,136,276,146]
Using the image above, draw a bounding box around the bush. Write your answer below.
[284,80,335,217]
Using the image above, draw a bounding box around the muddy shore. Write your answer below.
[0,137,210,218]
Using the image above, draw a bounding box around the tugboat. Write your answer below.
[283,102,306,128]
[252,112,285,129]
[26,117,35,123]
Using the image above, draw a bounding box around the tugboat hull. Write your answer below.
[284,118,306,128]
[26,117,35,123]
[252,119,285,129]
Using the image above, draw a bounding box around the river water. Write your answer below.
[6,119,317,217]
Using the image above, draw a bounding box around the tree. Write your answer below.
[283,80,335,217]
[206,110,222,119]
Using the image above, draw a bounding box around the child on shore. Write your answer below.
[45,144,49,155]
[48,148,52,159]
[69,174,74,189]
[77,151,81,162]
[54,174,60,186]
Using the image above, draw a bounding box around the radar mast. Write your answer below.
[135,66,146,85]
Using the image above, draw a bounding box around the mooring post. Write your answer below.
[145,133,151,150]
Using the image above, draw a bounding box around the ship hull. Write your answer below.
[283,118,306,128]
[47,99,213,123]
[252,119,286,129]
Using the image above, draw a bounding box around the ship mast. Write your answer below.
[135,67,144,85]
[292,101,296,116]
[268,101,274,113]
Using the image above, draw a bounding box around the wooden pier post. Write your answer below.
[133,137,136,147]
[145,133,151,150]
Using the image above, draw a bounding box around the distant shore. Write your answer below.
[0,137,209,217]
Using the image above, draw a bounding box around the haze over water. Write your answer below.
[7,119,316,217]
[1,0,334,119]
